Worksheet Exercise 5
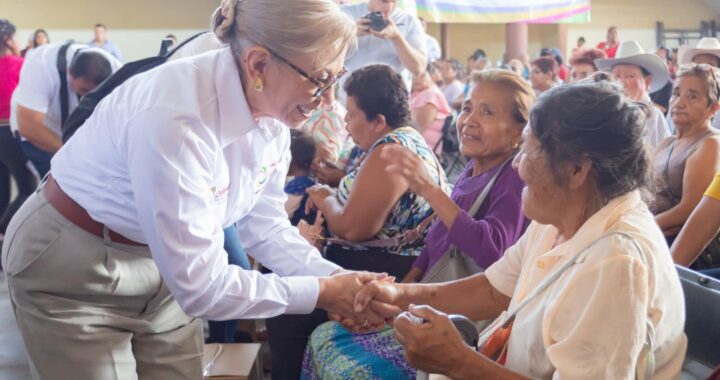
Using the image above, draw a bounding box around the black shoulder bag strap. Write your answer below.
[57,40,74,127]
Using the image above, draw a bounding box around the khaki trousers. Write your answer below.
[1,188,204,380]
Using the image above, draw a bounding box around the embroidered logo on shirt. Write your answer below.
[254,162,280,194]
[211,184,230,202]
[255,166,269,192]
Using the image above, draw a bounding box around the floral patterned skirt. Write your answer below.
[301,321,415,380]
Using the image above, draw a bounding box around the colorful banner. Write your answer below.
[341,0,591,24]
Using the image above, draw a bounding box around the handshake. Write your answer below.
[315,271,482,377]
[316,271,404,331]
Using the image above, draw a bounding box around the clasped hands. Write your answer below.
[316,271,400,332]
[318,276,479,376]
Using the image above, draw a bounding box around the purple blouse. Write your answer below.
[412,160,528,273]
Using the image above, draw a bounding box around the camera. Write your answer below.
[365,11,388,32]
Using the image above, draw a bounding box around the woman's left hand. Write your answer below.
[394,304,475,376]
[305,184,336,214]
[381,145,436,197]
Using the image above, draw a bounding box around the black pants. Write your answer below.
[0,127,37,234]
[265,245,416,380]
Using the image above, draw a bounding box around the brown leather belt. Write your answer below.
[44,174,147,247]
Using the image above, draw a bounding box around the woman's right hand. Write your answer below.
[381,144,436,197]
[353,278,402,315]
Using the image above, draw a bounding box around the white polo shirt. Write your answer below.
[10,43,122,139]
[51,48,341,320]
[340,3,427,95]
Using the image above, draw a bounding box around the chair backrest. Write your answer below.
[437,113,458,154]
[677,265,720,370]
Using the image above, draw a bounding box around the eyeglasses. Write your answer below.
[266,47,348,98]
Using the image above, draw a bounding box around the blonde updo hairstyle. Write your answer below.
[211,0,357,73]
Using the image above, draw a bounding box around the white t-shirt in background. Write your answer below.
[10,43,122,139]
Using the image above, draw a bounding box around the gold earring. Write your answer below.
[513,142,520,150]
[253,77,264,92]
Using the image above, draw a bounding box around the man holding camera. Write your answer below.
[340,0,427,98]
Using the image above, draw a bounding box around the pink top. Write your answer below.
[410,85,451,153]
[0,55,23,120]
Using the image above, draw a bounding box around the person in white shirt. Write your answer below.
[353,81,686,379]
[10,43,121,177]
[1,1,398,379]
[418,16,440,63]
[340,0,427,99]
[88,23,123,61]
[437,58,464,106]
[595,40,672,148]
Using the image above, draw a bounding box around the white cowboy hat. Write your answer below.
[678,37,720,65]
[595,40,670,93]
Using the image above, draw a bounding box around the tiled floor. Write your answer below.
[0,272,32,380]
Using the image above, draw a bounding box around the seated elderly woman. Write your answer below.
[651,64,720,244]
[263,64,449,380]
[302,69,532,379]
[352,81,687,379]
[410,63,452,154]
[305,64,449,276]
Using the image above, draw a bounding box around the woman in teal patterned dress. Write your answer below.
[305,64,450,278]
[267,65,449,379]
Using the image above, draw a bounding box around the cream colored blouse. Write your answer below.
[485,191,686,379]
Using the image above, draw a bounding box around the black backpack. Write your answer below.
[61,32,204,143]
[56,41,80,130]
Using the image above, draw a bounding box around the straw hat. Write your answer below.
[595,40,670,93]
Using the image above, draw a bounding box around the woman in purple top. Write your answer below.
[302,69,535,379]
[407,157,528,279]
[396,69,534,283]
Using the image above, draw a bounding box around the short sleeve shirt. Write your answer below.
[704,173,720,200]
[10,43,122,138]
